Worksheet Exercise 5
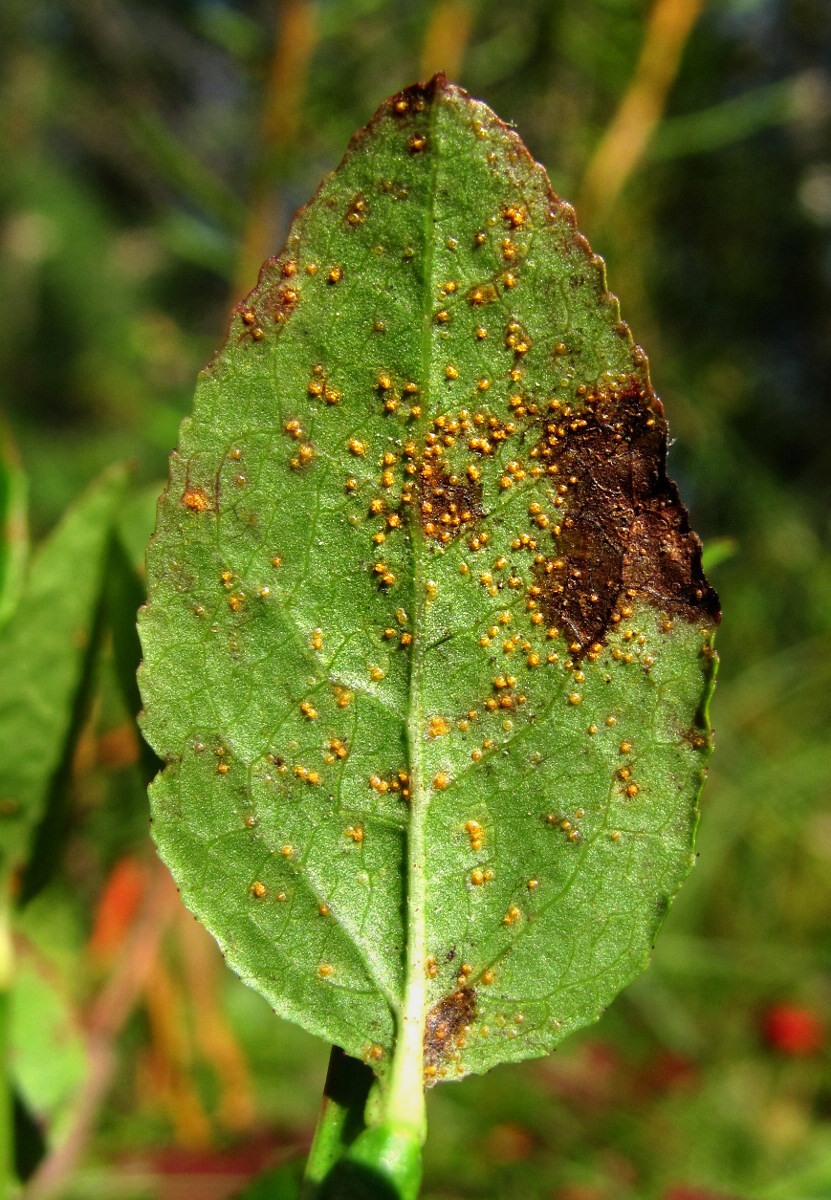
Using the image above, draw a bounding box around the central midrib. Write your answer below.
[381,86,443,1140]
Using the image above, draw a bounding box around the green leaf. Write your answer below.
[0,422,28,633]
[10,955,88,1145]
[0,466,128,878]
[139,76,718,1134]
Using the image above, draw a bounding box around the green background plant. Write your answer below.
[1,2,830,1199]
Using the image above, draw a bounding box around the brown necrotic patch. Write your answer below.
[419,460,484,544]
[532,380,720,652]
[424,986,477,1069]
[388,75,443,121]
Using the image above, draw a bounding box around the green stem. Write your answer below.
[300,1047,373,1197]
[301,1046,423,1200]
[316,1125,422,1200]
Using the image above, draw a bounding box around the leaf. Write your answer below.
[0,422,28,633]
[0,466,128,879]
[10,955,88,1145]
[138,75,718,1115]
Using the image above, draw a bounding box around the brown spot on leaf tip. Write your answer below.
[390,75,447,120]
[424,987,477,1070]
[531,381,720,653]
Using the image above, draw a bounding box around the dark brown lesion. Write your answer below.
[388,75,446,121]
[532,380,720,653]
[424,986,477,1068]
[419,461,484,544]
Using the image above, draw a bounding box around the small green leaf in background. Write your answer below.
[0,466,128,879]
[139,74,718,1147]
[0,424,28,634]
[10,956,88,1146]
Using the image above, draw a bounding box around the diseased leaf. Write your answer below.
[0,467,127,878]
[139,77,718,1104]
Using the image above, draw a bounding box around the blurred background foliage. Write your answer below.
[1,0,830,1197]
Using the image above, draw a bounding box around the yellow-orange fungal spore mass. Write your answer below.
[180,486,213,512]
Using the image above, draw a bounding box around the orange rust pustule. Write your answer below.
[238,270,302,333]
[180,485,213,513]
[270,283,300,324]
[419,461,484,544]
[533,381,720,652]
[424,986,477,1068]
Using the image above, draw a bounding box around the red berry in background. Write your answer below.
[761,1003,826,1056]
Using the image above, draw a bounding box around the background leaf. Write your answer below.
[0,422,27,633]
[139,77,718,1099]
[10,954,88,1146]
[0,466,127,879]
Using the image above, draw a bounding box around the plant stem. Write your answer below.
[300,1047,374,1197]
